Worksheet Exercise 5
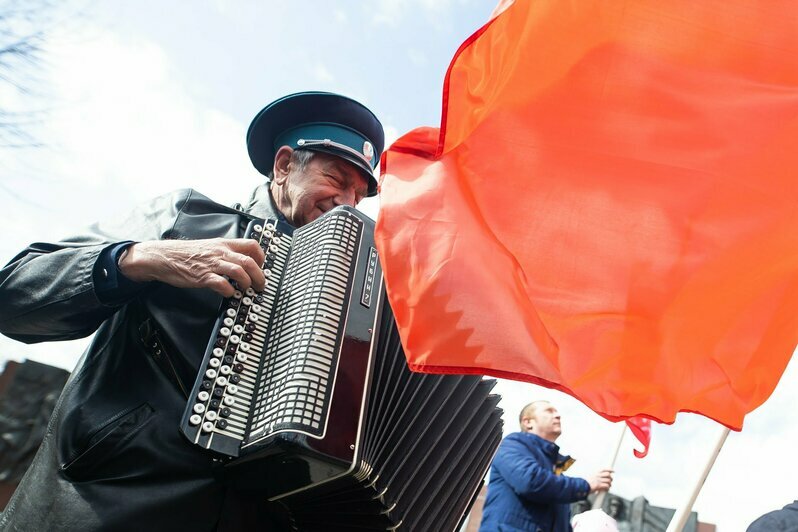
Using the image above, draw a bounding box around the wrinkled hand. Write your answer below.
[118,239,266,297]
[588,469,613,493]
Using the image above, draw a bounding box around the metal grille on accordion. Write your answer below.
[180,206,504,531]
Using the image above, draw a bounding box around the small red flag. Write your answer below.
[625,417,652,459]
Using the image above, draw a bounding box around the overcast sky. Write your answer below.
[1,2,796,530]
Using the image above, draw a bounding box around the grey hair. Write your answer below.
[266,148,315,182]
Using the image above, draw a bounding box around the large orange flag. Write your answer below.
[375,0,798,430]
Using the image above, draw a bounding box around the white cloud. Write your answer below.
[334,9,348,23]
[2,28,257,233]
[408,48,429,67]
[311,63,335,83]
[372,0,456,27]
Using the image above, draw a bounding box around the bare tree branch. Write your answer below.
[0,0,57,146]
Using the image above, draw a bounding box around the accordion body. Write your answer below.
[180,206,503,531]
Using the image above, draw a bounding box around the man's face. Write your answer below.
[526,401,562,442]
[273,148,370,227]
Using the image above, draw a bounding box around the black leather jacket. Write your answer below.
[0,186,286,531]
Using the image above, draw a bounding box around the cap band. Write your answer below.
[275,123,378,169]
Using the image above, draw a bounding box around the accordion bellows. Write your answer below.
[180,206,503,531]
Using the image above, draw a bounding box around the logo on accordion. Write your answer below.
[361,246,379,308]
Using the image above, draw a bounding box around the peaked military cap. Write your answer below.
[247,91,385,197]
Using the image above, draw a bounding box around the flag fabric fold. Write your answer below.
[376,0,798,429]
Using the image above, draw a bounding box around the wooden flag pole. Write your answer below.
[665,426,730,532]
[591,422,626,510]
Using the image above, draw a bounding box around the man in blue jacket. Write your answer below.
[479,401,613,531]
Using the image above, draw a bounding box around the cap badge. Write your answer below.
[363,141,374,162]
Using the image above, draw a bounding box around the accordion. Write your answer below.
[180,206,503,531]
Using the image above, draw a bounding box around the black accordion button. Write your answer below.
[245,323,256,332]
[210,399,221,410]
[221,407,231,418]
[201,380,212,391]
[213,388,224,398]
[230,374,241,384]
[229,299,240,308]
[233,363,244,373]
[215,338,226,348]
[243,333,253,342]
[223,355,234,365]
[217,419,228,430]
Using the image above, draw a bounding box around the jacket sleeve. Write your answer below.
[491,437,591,504]
[0,189,193,343]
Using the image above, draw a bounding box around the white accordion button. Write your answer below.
[251,304,262,313]
[189,414,202,425]
[242,297,252,306]
[227,384,238,395]
[202,421,214,433]
[223,317,234,327]
[209,358,220,368]
[226,308,236,318]
[263,269,271,277]
[237,353,248,362]
[239,344,250,353]
[229,335,240,344]
[216,376,228,386]
[269,244,279,253]
[245,287,255,297]
[249,314,259,323]
[198,391,210,401]
[220,365,232,375]
[219,327,231,337]
[253,224,263,233]
[206,410,218,421]
[213,347,224,358]
[193,403,206,414]
[233,324,244,334]
[223,396,235,406]
[205,369,217,379]
[233,290,243,299]
[266,222,276,230]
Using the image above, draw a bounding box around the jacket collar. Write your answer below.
[243,183,291,226]
[519,432,576,473]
